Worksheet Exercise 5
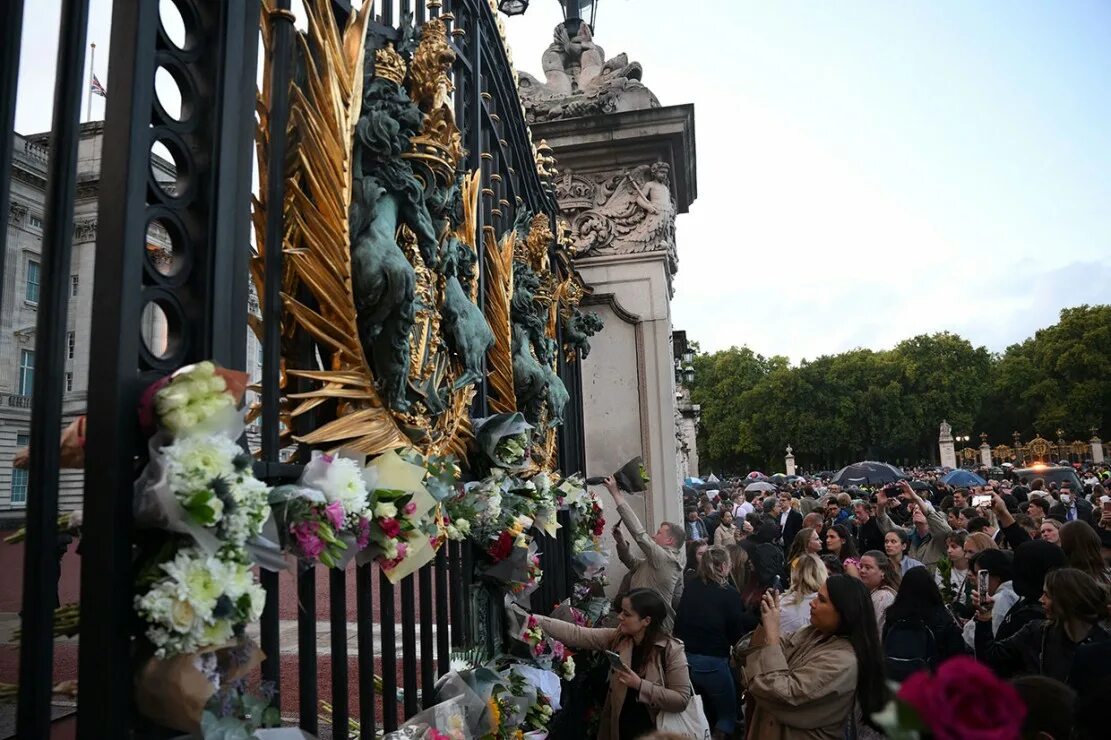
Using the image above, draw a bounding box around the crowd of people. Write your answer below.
[523,463,1111,739]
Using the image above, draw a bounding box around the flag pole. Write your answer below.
[86,43,95,123]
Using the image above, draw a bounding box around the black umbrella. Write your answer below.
[909,480,931,491]
[831,461,909,486]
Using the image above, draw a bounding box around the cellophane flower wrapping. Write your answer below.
[133,636,263,733]
[473,412,533,471]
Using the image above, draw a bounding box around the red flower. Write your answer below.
[897,656,1025,740]
[379,517,402,539]
[488,530,514,562]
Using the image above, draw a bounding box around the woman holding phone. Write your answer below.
[524,588,692,740]
[741,575,888,738]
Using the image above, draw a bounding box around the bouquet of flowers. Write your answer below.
[474,413,533,471]
[147,361,246,436]
[134,545,266,658]
[269,450,374,568]
[158,434,271,552]
[269,486,354,568]
[508,551,543,597]
[364,450,441,582]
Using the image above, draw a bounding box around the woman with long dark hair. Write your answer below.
[675,546,755,739]
[857,550,901,635]
[975,568,1111,681]
[881,567,968,680]
[884,529,925,575]
[826,524,860,577]
[741,575,888,737]
[527,588,692,739]
[1060,521,1111,586]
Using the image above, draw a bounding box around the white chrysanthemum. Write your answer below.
[532,472,551,495]
[163,434,240,492]
[305,455,368,517]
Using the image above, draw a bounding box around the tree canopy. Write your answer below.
[689,305,1110,473]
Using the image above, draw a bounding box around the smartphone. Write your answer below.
[972,495,992,507]
[770,575,782,595]
[605,650,625,670]
[1101,496,1111,513]
[977,570,991,608]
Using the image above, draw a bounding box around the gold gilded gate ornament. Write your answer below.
[251,4,482,459]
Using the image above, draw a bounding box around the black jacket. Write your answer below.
[855,517,885,554]
[1048,497,1094,524]
[995,597,1046,642]
[976,618,1111,682]
[674,577,756,657]
[780,509,803,547]
[883,604,969,665]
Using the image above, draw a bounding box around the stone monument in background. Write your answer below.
[520,23,697,571]
[939,420,957,469]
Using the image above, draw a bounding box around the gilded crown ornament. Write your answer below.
[374,43,406,85]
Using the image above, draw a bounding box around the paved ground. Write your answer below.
[0,537,455,735]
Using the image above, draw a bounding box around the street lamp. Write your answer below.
[498,0,599,34]
[682,366,695,385]
[498,0,530,15]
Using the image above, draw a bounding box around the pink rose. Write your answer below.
[403,501,417,516]
[355,517,371,550]
[324,500,346,530]
[291,520,325,560]
[396,542,408,559]
[380,517,401,539]
[897,657,1025,740]
[552,640,566,660]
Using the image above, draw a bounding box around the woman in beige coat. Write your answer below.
[740,575,888,739]
[532,588,692,740]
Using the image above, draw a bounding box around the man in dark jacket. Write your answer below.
[775,491,802,547]
[853,500,885,553]
[1048,483,1094,524]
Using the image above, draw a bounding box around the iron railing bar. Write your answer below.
[356,562,377,738]
[329,568,350,737]
[380,577,399,730]
[448,540,463,647]
[418,563,435,707]
[400,574,418,717]
[77,2,160,735]
[260,0,295,705]
[298,566,319,734]
[434,548,450,675]
[0,0,25,306]
[17,0,90,735]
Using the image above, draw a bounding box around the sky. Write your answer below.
[16,0,1111,363]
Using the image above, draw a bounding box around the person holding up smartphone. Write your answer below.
[514,588,693,740]
[875,480,953,572]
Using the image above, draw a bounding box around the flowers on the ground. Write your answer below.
[135,546,265,658]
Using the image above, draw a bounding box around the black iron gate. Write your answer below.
[2,0,584,737]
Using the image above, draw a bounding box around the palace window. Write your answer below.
[68,331,75,359]
[65,372,74,392]
[11,434,29,505]
[71,274,79,297]
[18,350,34,396]
[25,259,40,303]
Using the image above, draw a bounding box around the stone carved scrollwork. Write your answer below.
[557,162,677,272]
[74,219,98,241]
